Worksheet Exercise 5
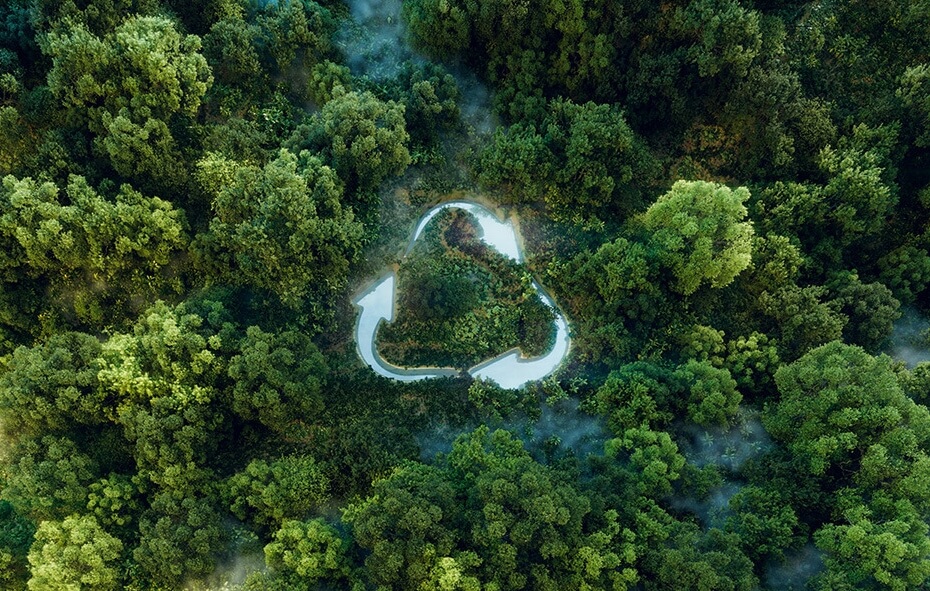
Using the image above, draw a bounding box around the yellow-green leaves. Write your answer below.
[642,180,754,296]
[27,515,123,591]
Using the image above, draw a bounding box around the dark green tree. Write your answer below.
[45,16,212,183]
[346,427,638,590]
[223,455,330,530]
[673,360,742,427]
[1,436,98,522]
[0,331,104,436]
[228,326,327,432]
[255,0,334,74]
[724,486,800,563]
[827,271,901,352]
[194,149,363,310]
[0,500,34,591]
[134,490,225,587]
[289,89,411,200]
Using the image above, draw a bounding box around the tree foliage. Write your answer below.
[26,515,123,591]
[45,15,211,182]
[195,149,363,310]
[346,427,638,591]
[0,0,928,589]
[641,180,754,295]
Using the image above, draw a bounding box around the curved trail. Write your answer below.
[353,201,570,388]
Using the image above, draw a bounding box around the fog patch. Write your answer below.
[446,64,498,136]
[415,398,606,464]
[677,408,773,472]
[338,0,499,135]
[416,421,472,462]
[184,552,265,591]
[886,306,930,367]
[671,482,741,529]
[764,543,825,591]
[338,0,420,80]
[519,398,607,462]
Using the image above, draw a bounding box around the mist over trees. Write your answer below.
[0,0,929,589]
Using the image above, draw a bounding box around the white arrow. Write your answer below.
[409,201,522,262]
[354,273,457,382]
[356,200,569,388]
[468,282,571,389]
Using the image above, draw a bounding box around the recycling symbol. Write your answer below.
[353,200,570,389]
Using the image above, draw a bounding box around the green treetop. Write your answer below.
[641,180,754,296]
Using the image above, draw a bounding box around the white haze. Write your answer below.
[338,0,420,80]
[886,306,930,367]
[764,543,826,591]
[678,407,773,472]
[416,398,607,463]
[671,482,742,529]
[340,0,499,134]
[184,552,265,591]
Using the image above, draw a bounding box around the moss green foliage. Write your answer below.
[345,426,639,591]
[287,88,411,204]
[46,15,212,185]
[477,98,657,226]
[0,0,929,589]
[223,455,329,530]
[194,149,363,311]
[378,209,554,369]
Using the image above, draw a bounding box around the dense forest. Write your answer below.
[1,0,930,589]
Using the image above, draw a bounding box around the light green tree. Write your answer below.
[764,341,930,509]
[814,496,930,591]
[0,174,188,324]
[641,180,754,295]
[262,518,356,588]
[98,300,231,489]
[27,515,123,591]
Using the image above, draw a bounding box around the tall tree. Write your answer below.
[288,89,411,202]
[194,149,363,311]
[0,174,188,326]
[45,16,212,184]
[641,180,754,295]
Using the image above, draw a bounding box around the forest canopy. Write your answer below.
[0,0,929,590]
